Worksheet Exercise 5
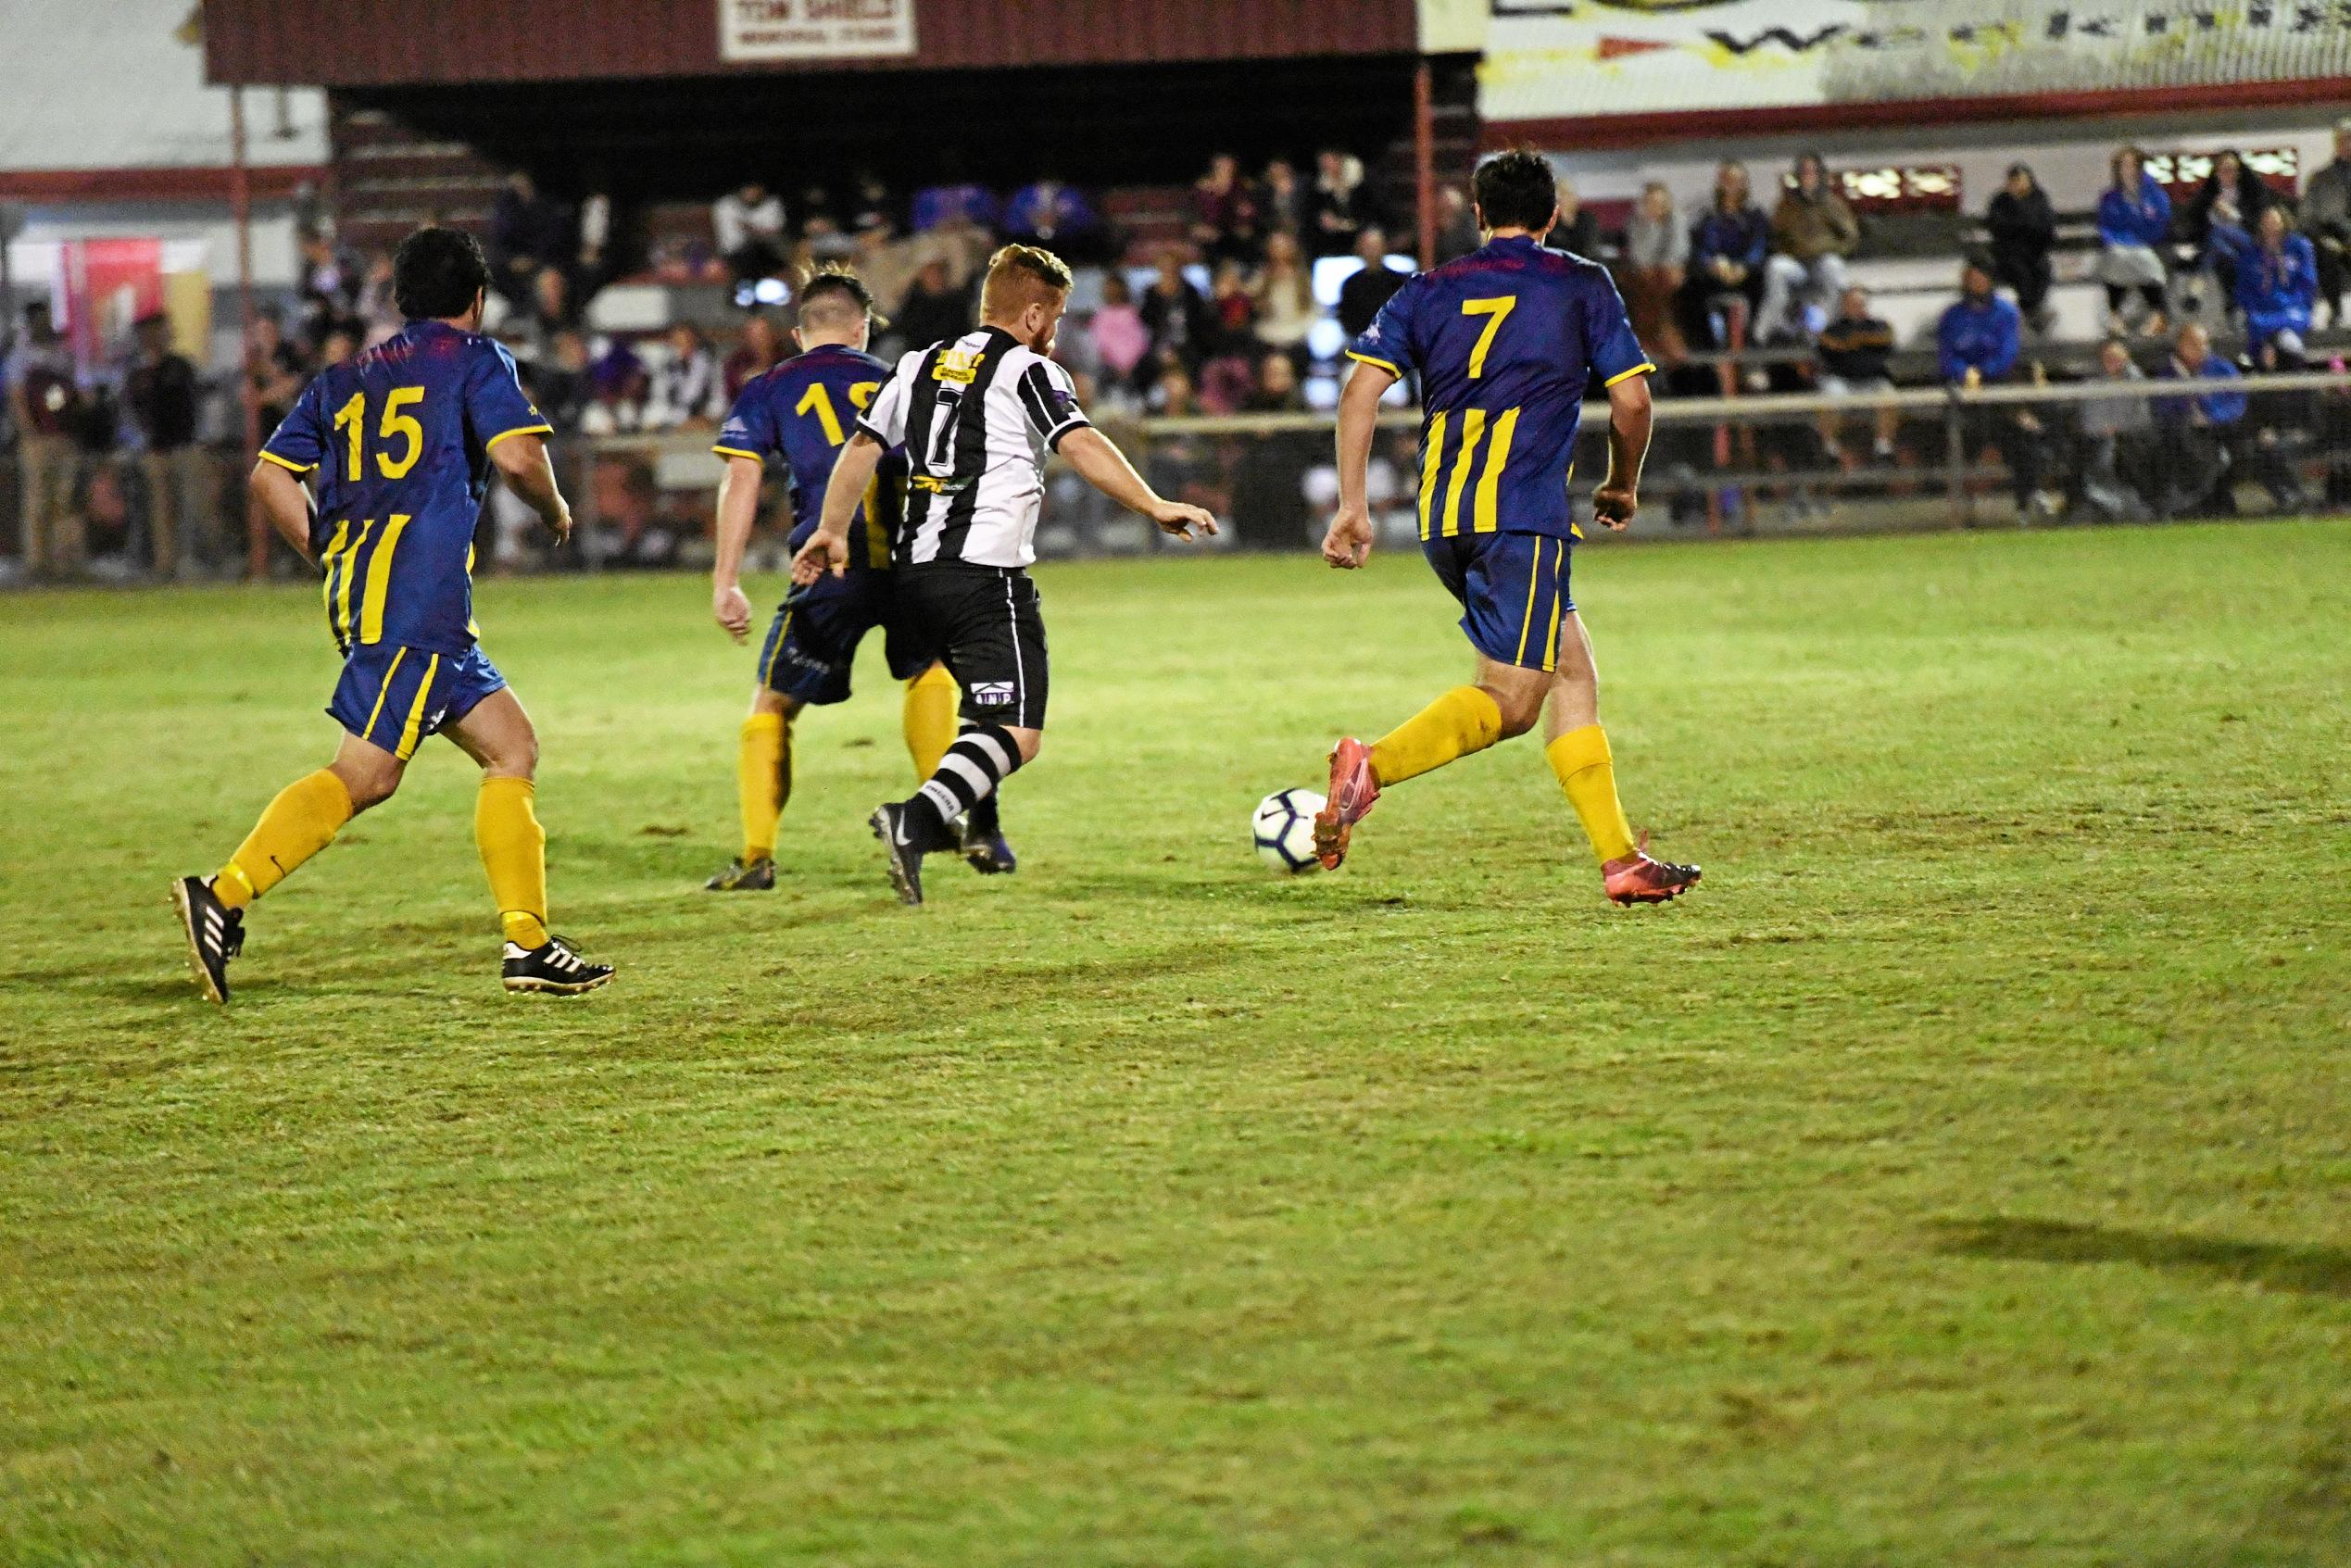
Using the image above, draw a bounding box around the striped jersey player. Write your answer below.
[789,244,1219,907]
[1315,149,1702,905]
[172,226,612,1003]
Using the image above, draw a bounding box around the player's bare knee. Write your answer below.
[333,758,400,813]
[1483,683,1545,738]
[1008,727,1043,764]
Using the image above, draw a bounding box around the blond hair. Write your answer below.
[980,244,1074,320]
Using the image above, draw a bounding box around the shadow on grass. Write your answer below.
[1934,1216,2351,1298]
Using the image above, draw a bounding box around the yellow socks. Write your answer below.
[1546,723,1637,864]
[477,776,550,949]
[1368,685,1504,787]
[902,666,957,781]
[736,711,790,862]
[213,769,354,910]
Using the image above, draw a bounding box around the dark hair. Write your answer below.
[1472,147,1557,232]
[798,266,876,320]
[392,226,491,320]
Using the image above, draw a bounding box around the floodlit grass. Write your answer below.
[2,521,2346,1566]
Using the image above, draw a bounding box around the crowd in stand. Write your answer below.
[10,125,2351,580]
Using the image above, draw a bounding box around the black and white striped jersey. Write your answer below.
[856,326,1091,568]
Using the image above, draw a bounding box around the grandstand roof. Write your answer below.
[203,0,1426,87]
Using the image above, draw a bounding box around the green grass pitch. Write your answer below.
[2,521,2346,1566]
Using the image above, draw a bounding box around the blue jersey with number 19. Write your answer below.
[260,320,549,656]
[712,343,906,573]
[1346,233,1653,542]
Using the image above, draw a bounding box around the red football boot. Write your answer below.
[1313,737,1381,870]
[1603,832,1702,905]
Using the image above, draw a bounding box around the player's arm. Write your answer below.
[1058,426,1217,540]
[710,456,765,642]
[247,459,318,567]
[792,430,885,583]
[1324,357,1396,569]
[1591,373,1653,533]
[489,433,572,544]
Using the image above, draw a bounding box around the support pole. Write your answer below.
[1414,60,1436,270]
[232,84,267,580]
[1944,388,1973,529]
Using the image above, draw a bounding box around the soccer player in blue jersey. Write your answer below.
[171,227,613,1000]
[703,269,1006,890]
[1315,150,1701,905]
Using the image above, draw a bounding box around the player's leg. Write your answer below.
[1541,612,1701,904]
[711,589,857,890]
[713,685,802,891]
[170,646,424,1003]
[874,570,1045,906]
[902,662,958,781]
[444,680,612,995]
[1315,534,1560,868]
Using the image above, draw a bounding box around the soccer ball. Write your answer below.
[1252,788,1326,874]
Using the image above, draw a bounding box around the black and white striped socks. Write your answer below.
[910,722,1023,846]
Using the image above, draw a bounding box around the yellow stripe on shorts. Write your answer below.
[395,654,441,760]
[362,646,409,742]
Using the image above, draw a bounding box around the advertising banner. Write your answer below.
[1480,1,2351,125]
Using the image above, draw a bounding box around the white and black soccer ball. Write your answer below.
[1252,788,1326,875]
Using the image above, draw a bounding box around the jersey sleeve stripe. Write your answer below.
[257,449,315,473]
[1043,416,1090,451]
[1603,361,1657,387]
[853,416,891,445]
[484,422,555,450]
[710,445,765,463]
[1346,349,1402,374]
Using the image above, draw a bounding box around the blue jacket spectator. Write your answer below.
[2237,211,2319,358]
[1937,262,2022,383]
[2156,331,2246,427]
[1692,193,1769,287]
[911,182,999,232]
[2097,168,2173,249]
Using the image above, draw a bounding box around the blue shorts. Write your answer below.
[756,572,935,707]
[328,642,507,760]
[1423,531,1575,672]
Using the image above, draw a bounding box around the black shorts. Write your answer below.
[897,563,1049,728]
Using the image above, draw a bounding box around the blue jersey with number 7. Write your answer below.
[1346,233,1653,543]
[260,320,550,656]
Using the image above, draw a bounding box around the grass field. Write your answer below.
[2,520,2346,1566]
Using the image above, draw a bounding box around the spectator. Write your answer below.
[1986,162,2057,332]
[1003,178,1101,260]
[1261,157,1307,240]
[894,255,974,351]
[1150,363,1197,417]
[1691,161,1770,346]
[846,170,899,235]
[124,311,208,577]
[584,335,648,434]
[317,323,360,369]
[1309,150,1376,257]
[245,313,305,435]
[1141,250,1212,372]
[531,329,595,436]
[488,170,572,308]
[1205,259,1262,360]
[2180,148,2266,316]
[1813,286,1899,463]
[355,251,402,346]
[1552,177,1601,258]
[1621,182,1689,365]
[1232,353,1317,544]
[2098,147,2173,335]
[2300,119,2351,328]
[1939,257,2045,517]
[1434,184,1480,263]
[2075,338,2157,522]
[7,302,84,577]
[1191,154,1264,264]
[646,322,723,430]
[1336,226,1408,339]
[852,216,916,318]
[2236,205,2318,366]
[1760,152,1857,342]
[723,312,785,400]
[576,186,615,298]
[1252,231,1319,361]
[1087,275,1151,392]
[713,181,788,283]
[910,179,999,233]
[2156,320,2304,515]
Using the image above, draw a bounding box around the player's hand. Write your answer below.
[1592,483,1640,533]
[713,581,753,644]
[544,504,573,546]
[1322,505,1374,569]
[791,530,848,584]
[1150,500,1218,542]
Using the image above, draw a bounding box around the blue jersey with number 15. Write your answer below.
[713,343,907,573]
[1347,233,1653,543]
[261,320,550,656]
